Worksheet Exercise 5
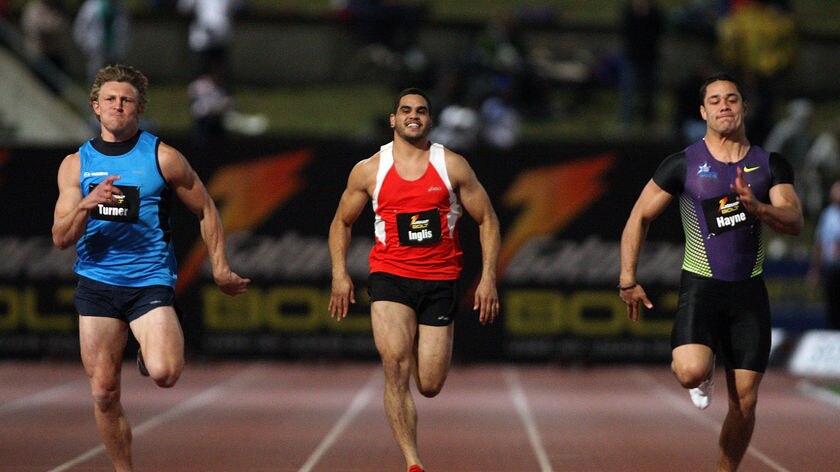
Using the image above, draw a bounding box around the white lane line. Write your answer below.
[0,380,85,416]
[298,368,380,472]
[504,366,554,472]
[633,368,792,472]
[48,364,264,472]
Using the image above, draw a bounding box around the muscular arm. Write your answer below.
[328,157,375,320]
[447,150,501,325]
[732,167,803,235]
[52,153,123,249]
[159,143,249,295]
[619,179,673,321]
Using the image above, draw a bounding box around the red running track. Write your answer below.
[0,360,837,471]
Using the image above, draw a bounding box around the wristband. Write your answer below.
[618,283,637,290]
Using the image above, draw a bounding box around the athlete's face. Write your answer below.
[700,80,746,137]
[390,94,431,143]
[92,81,143,140]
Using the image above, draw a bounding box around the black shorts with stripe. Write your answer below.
[367,272,458,326]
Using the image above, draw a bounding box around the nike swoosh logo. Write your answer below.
[744,166,760,172]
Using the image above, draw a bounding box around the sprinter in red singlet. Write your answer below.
[329,88,501,472]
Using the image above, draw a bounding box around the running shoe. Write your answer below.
[408,465,424,472]
[137,348,150,377]
[689,373,714,409]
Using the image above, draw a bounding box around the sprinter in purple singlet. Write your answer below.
[619,73,803,471]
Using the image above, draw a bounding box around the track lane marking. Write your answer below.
[48,364,264,472]
[298,367,380,472]
[634,368,791,472]
[504,366,554,472]
[0,380,85,416]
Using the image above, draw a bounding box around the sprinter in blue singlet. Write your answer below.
[52,64,250,471]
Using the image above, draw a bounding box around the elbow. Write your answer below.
[53,237,72,251]
[51,229,74,250]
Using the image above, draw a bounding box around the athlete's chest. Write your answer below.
[378,165,450,208]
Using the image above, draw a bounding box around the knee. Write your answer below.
[671,359,710,388]
[380,357,411,386]
[417,380,444,398]
[728,391,758,418]
[151,364,182,388]
[146,358,183,388]
[90,382,120,412]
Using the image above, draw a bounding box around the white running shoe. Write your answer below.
[689,375,714,410]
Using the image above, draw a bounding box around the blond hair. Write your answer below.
[89,64,149,108]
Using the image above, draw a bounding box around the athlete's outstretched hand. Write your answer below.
[329,272,355,320]
[473,276,499,325]
[731,166,761,214]
[83,175,123,209]
[215,269,251,296]
[619,283,653,322]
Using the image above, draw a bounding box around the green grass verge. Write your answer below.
[143,81,840,143]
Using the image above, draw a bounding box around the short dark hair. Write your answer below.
[393,88,432,115]
[698,72,746,106]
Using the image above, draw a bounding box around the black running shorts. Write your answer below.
[73,276,175,322]
[367,272,458,326]
[671,270,771,372]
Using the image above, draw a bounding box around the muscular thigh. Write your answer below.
[129,306,184,362]
[416,323,454,378]
[79,315,129,379]
[671,271,770,372]
[671,271,727,351]
[722,277,771,372]
[371,301,417,361]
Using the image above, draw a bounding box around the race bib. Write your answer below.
[396,209,442,246]
[701,192,754,235]
[89,184,140,222]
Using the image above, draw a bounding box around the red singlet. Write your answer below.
[368,142,463,280]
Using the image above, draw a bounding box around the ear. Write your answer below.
[699,104,707,121]
[389,114,395,128]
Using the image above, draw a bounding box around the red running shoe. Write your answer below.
[408,465,424,472]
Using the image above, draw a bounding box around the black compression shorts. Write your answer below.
[74,276,175,323]
[671,270,771,372]
[367,272,458,326]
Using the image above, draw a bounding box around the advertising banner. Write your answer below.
[0,138,821,362]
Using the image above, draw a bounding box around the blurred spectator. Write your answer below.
[21,0,70,73]
[187,63,268,144]
[480,94,520,149]
[429,102,480,153]
[178,0,244,78]
[674,62,714,144]
[801,118,840,216]
[763,98,814,171]
[716,0,796,144]
[336,0,426,71]
[73,0,130,83]
[808,181,840,330]
[187,63,233,144]
[618,0,663,128]
[465,15,549,119]
[668,0,727,35]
